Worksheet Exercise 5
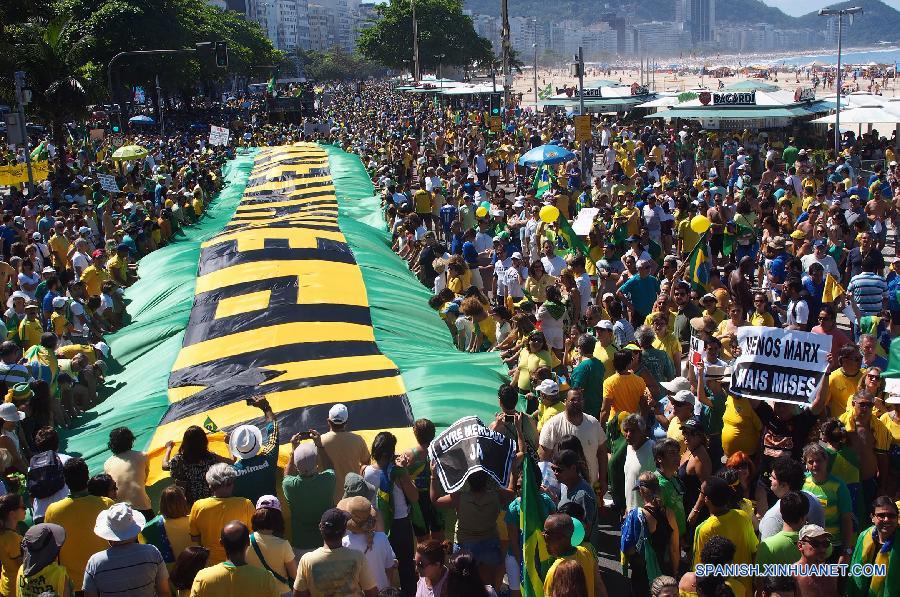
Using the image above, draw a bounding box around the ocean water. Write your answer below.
[769,47,900,66]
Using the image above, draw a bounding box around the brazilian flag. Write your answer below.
[59,143,507,490]
[522,454,553,597]
[533,165,554,198]
[687,232,711,293]
[723,220,754,258]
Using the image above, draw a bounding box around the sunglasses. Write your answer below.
[855,402,874,409]
[805,538,831,548]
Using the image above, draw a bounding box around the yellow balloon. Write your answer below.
[475,206,488,218]
[539,205,560,224]
[690,215,711,234]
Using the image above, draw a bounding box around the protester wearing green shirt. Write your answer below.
[755,491,808,569]
[803,443,855,558]
[282,431,336,550]
[653,438,686,538]
[570,334,605,417]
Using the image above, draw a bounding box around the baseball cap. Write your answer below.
[320,508,349,535]
[660,377,691,393]
[51,296,67,309]
[41,266,56,275]
[255,495,282,511]
[799,524,831,541]
[672,390,696,406]
[31,232,42,241]
[813,239,827,248]
[623,343,640,351]
[701,293,717,303]
[535,379,559,395]
[328,403,349,425]
[511,252,522,260]
[595,320,614,331]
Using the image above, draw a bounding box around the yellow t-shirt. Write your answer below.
[669,416,687,455]
[245,532,295,594]
[693,509,758,593]
[592,342,617,380]
[653,334,681,369]
[545,545,597,597]
[188,496,255,565]
[645,312,676,335]
[48,234,70,268]
[840,411,894,453]
[190,561,280,597]
[749,311,774,327]
[677,218,701,254]
[413,189,432,214]
[44,494,114,589]
[16,561,72,597]
[18,318,43,350]
[880,412,900,450]
[56,343,98,364]
[523,275,556,304]
[0,528,21,597]
[722,395,762,458]
[828,369,864,418]
[537,402,566,432]
[295,545,377,596]
[704,308,727,325]
[80,264,110,298]
[619,205,641,237]
[603,372,647,419]
[107,254,128,284]
[516,349,557,392]
[50,312,71,337]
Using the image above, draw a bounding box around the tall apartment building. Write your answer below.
[677,0,715,45]
[247,0,311,52]
[307,0,360,52]
[634,21,691,56]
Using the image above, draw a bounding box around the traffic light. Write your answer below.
[194,42,214,65]
[489,93,501,117]
[215,41,228,68]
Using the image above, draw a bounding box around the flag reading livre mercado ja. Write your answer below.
[521,454,552,597]
[729,326,832,405]
[686,232,710,293]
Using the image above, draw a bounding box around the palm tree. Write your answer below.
[15,17,92,170]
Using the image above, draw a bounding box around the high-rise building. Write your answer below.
[677,0,715,45]
[247,0,311,52]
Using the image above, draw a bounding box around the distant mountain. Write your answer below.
[463,0,900,42]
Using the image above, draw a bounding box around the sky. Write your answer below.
[762,0,900,16]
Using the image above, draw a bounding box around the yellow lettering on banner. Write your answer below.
[0,161,50,186]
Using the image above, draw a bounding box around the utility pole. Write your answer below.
[500,0,510,110]
[411,0,420,81]
[13,71,35,196]
[156,74,164,136]
[819,7,862,157]
[533,42,538,107]
[577,46,585,117]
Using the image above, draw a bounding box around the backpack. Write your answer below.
[28,451,65,499]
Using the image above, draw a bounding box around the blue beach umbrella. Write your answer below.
[129,115,155,125]
[518,144,576,166]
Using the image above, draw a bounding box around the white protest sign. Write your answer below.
[730,326,832,405]
[689,332,705,367]
[209,125,230,146]
[97,174,119,194]
[571,207,599,236]
[886,378,900,403]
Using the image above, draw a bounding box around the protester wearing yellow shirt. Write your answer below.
[722,394,762,458]
[542,514,602,597]
[80,256,111,298]
[619,197,641,237]
[700,294,727,324]
[47,225,70,269]
[106,244,130,286]
[17,304,43,351]
[601,350,647,425]
[827,346,864,417]
[592,321,617,380]
[188,465,255,565]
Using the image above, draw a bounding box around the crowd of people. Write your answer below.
[0,79,897,596]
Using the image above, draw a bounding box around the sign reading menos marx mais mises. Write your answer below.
[730,327,832,405]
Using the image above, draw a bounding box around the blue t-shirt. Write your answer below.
[461,241,479,268]
[769,253,789,284]
[439,204,458,232]
[619,274,660,316]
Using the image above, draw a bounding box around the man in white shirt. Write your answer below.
[539,389,608,497]
[71,238,91,281]
[492,244,512,302]
[504,253,526,302]
[622,414,656,512]
[800,240,839,276]
[540,239,567,278]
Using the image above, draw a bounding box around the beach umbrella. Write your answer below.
[518,144,575,166]
[111,145,148,161]
[128,115,155,125]
[811,103,900,125]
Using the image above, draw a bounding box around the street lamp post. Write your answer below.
[532,43,538,107]
[819,6,862,157]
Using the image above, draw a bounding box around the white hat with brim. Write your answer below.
[228,424,263,460]
[94,503,146,542]
[0,403,25,422]
[660,377,692,394]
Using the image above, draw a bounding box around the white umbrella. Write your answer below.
[636,95,681,109]
[811,103,900,124]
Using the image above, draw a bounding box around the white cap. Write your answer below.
[890,161,897,167]
[637,259,652,269]
[672,390,696,406]
[595,320,614,331]
[328,403,349,424]
[93,342,110,359]
[511,252,522,260]
[78,226,91,235]
[41,266,56,275]
[51,296,67,308]
[701,293,717,303]
[32,232,42,241]
[535,379,559,395]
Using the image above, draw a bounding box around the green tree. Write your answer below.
[357,0,493,72]
[299,47,385,81]
[11,16,93,168]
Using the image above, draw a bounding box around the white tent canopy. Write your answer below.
[811,103,900,124]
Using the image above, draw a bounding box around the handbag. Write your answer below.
[249,532,292,587]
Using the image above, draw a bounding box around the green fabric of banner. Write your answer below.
[325,145,507,429]
[59,150,259,472]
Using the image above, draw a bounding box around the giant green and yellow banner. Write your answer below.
[62,143,505,487]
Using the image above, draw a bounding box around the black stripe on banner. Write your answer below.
[253,154,329,168]
[161,368,402,425]
[168,341,381,388]
[182,303,373,347]
[236,199,338,214]
[240,189,336,205]
[220,222,341,233]
[247,168,331,186]
[197,241,354,276]
[219,393,415,437]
